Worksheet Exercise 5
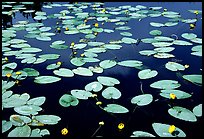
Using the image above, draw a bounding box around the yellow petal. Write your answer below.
[184,64,189,68]
[16,71,22,75]
[80,53,85,57]
[65,27,69,31]
[168,125,176,134]
[57,27,61,31]
[96,101,102,105]
[61,128,68,135]
[71,42,75,46]
[194,10,199,15]
[118,123,125,130]
[190,24,195,28]
[6,73,12,78]
[57,62,62,65]
[99,121,104,126]
[170,93,176,99]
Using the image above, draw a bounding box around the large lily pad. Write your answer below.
[104,104,129,113]
[118,60,143,67]
[8,125,31,137]
[182,74,202,85]
[168,106,197,122]
[165,62,185,71]
[14,105,42,116]
[131,94,153,106]
[122,37,138,44]
[150,80,181,89]
[97,76,120,86]
[160,90,192,99]
[53,68,74,77]
[138,69,158,79]
[27,97,46,106]
[70,57,86,66]
[72,67,93,76]
[59,94,79,107]
[35,115,61,125]
[34,76,61,84]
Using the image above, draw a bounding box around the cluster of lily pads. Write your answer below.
[2,1,202,137]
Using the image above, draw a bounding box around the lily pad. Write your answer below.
[173,40,193,45]
[104,44,122,50]
[118,60,143,67]
[131,94,153,106]
[71,90,92,100]
[138,69,158,79]
[70,57,86,66]
[27,97,46,106]
[160,90,192,99]
[34,76,61,84]
[35,115,61,125]
[122,37,138,44]
[165,62,185,71]
[168,106,197,122]
[102,87,121,99]
[131,131,155,137]
[150,80,181,89]
[181,33,197,40]
[99,60,117,69]
[97,76,120,86]
[72,67,93,76]
[85,81,103,92]
[104,104,129,113]
[182,74,202,85]
[193,104,202,117]
[59,94,79,107]
[39,54,60,60]
[23,68,39,77]
[2,120,12,133]
[53,68,74,77]
[139,50,157,56]
[8,125,31,137]
[14,105,42,116]
[149,30,162,36]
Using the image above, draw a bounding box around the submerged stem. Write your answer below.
[140,81,144,94]
[91,126,101,137]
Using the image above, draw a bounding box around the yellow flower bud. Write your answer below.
[170,93,176,99]
[190,24,195,28]
[91,94,97,98]
[61,128,68,135]
[164,8,167,12]
[184,64,189,68]
[94,32,98,36]
[102,9,106,12]
[65,27,69,31]
[57,61,62,65]
[15,80,19,84]
[5,57,8,61]
[99,121,104,126]
[194,10,199,15]
[6,73,12,78]
[56,22,59,25]
[168,125,176,134]
[73,52,77,55]
[96,101,102,105]
[94,23,99,28]
[118,123,125,130]
[84,19,88,23]
[15,71,22,75]
[80,53,85,57]
[71,42,75,46]
[57,27,61,31]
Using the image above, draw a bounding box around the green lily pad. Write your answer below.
[160,90,192,99]
[122,37,138,44]
[152,42,173,47]
[73,43,87,49]
[149,30,162,36]
[153,53,175,58]
[131,94,153,106]
[152,123,186,137]
[85,47,106,53]
[118,60,143,67]
[193,104,202,117]
[102,87,121,99]
[154,47,175,53]
[2,62,17,70]
[173,40,193,45]
[59,94,79,107]
[8,125,31,137]
[120,32,132,37]
[97,76,120,86]
[85,81,103,92]
[71,90,92,100]
[35,115,61,125]
[139,50,157,56]
[46,63,60,70]
[50,44,68,49]
[190,38,202,44]
[23,68,40,77]
[70,57,86,66]
[83,57,100,63]
[130,131,155,137]
[21,57,37,64]
[104,44,122,50]
[2,120,12,133]
[168,106,197,122]
[154,36,174,41]
[27,97,46,106]
[11,70,28,80]
[165,62,185,71]
[88,41,105,47]
[150,22,164,27]
[181,33,197,40]
[72,67,93,76]
[34,76,61,84]
[182,74,202,85]
[104,104,129,113]
[88,66,103,73]
[53,68,74,77]
[10,114,31,126]
[150,80,181,89]
[99,60,117,69]
[138,69,158,79]
[39,54,60,60]
[14,105,42,116]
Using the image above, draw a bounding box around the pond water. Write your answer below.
[2,2,202,138]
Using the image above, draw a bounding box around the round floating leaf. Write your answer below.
[10,114,31,126]
[85,47,106,53]
[30,129,41,137]
[131,94,153,106]
[150,22,164,27]
[34,76,61,84]
[139,50,157,56]
[23,68,39,77]
[97,76,120,86]
[53,68,74,77]
[88,66,103,73]
[84,52,98,58]
[131,131,155,137]
[138,69,158,79]
[70,57,86,66]
[149,30,162,36]
[35,115,61,125]
[36,36,51,41]
[2,120,12,133]
[52,40,65,45]
[14,105,42,116]
[8,125,31,137]
[102,87,121,99]
[173,40,193,45]
[83,57,100,63]
[46,63,60,70]
[104,104,129,113]
[190,38,202,44]
[71,90,92,100]
[160,90,192,99]
[181,33,197,40]
[33,58,46,64]
[120,32,132,37]
[153,53,175,58]
[152,123,186,137]
[39,54,60,60]
[72,67,93,76]
[27,97,46,106]
[99,60,117,69]
[165,62,185,71]
[182,74,202,85]
[85,81,103,92]
[88,41,105,47]
[118,60,143,67]
[168,106,197,122]
[193,104,202,117]
[104,44,122,50]
[40,129,50,136]
[154,36,174,41]
[154,47,175,53]
[59,94,79,107]
[150,80,181,89]
[122,37,138,44]
[73,43,87,49]
[2,62,17,70]
[21,57,36,64]
[50,44,68,49]
[152,42,173,47]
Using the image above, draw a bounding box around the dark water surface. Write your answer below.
[2,2,202,138]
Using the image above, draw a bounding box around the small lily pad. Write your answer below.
[99,60,117,69]
[193,104,202,117]
[104,104,129,113]
[118,60,143,67]
[85,81,103,92]
[72,67,93,76]
[138,69,158,79]
[131,94,153,106]
[150,80,181,89]
[34,76,61,84]
[165,62,185,71]
[102,87,121,99]
[71,90,92,100]
[97,76,120,86]
[59,94,79,107]
[53,68,74,77]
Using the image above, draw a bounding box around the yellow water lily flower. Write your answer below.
[6,73,12,78]
[94,23,99,28]
[84,19,88,23]
[96,101,102,105]
[164,8,167,12]
[168,125,176,134]
[99,121,104,126]
[16,71,22,75]
[170,93,176,99]
[71,42,75,46]
[73,52,77,55]
[102,8,106,13]
[65,27,69,31]
[80,53,85,57]
[61,128,68,135]
[184,64,189,68]
[56,22,59,25]
[94,32,98,36]
[57,27,61,31]
[194,10,199,15]
[118,123,125,130]
[5,57,8,61]
[190,24,195,28]
[57,61,62,65]
[91,94,97,98]
[15,80,19,84]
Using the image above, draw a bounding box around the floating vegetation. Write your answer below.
[2,2,202,138]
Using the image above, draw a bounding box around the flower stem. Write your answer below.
[91,126,101,137]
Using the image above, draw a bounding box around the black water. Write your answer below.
[2,2,203,138]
